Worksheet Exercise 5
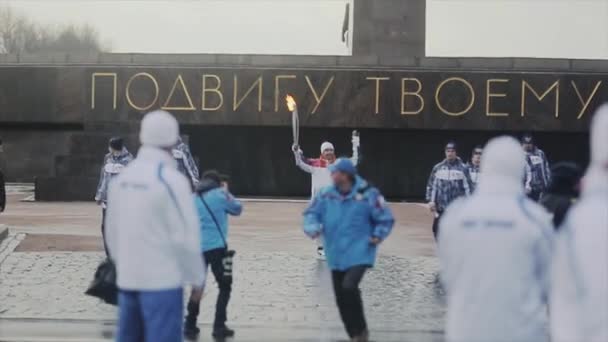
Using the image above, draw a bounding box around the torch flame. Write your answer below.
[285,94,297,112]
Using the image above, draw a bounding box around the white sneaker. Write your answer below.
[317,246,326,261]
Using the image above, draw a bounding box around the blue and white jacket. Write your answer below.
[195,179,243,253]
[426,158,472,212]
[173,139,199,189]
[466,163,481,192]
[95,148,133,204]
[524,148,551,192]
[303,176,395,271]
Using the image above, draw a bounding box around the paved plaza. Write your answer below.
[0,191,444,341]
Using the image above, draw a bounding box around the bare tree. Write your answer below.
[0,4,106,54]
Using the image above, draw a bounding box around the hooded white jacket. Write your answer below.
[105,146,205,290]
[550,106,608,342]
[438,137,553,342]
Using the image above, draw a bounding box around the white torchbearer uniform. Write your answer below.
[550,106,608,342]
[293,136,360,199]
[438,137,553,342]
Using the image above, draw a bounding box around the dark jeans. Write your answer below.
[101,208,109,256]
[332,265,369,338]
[186,248,232,330]
[432,211,443,241]
[205,248,232,329]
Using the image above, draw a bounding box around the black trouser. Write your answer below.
[432,211,443,241]
[186,248,232,330]
[332,265,369,339]
[101,208,109,256]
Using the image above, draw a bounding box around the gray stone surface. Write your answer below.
[378,56,419,67]
[250,55,338,67]
[457,58,515,70]
[0,250,444,332]
[570,59,608,72]
[513,58,572,71]
[418,57,461,69]
[0,226,7,244]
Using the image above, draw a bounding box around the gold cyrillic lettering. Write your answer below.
[435,77,475,116]
[366,77,390,114]
[521,80,560,118]
[305,76,334,114]
[401,78,424,115]
[126,72,159,111]
[162,74,195,111]
[486,79,509,117]
[202,74,223,111]
[233,76,263,112]
[91,72,117,110]
[274,75,296,112]
[571,80,602,119]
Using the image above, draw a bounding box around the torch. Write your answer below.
[286,94,299,150]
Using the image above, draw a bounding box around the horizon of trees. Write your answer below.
[0,4,109,54]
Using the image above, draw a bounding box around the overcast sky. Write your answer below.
[3,0,353,55]
[3,0,608,59]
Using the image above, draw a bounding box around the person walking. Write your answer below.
[105,110,204,342]
[172,137,199,190]
[425,142,471,240]
[522,134,551,201]
[184,170,243,339]
[466,145,483,192]
[551,105,608,342]
[438,136,552,342]
[539,161,582,229]
[293,131,361,259]
[303,158,394,342]
[95,137,133,256]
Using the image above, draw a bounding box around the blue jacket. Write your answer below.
[426,158,472,212]
[524,148,551,192]
[195,181,243,253]
[303,177,395,271]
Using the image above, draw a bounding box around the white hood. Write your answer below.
[583,104,608,193]
[477,136,525,195]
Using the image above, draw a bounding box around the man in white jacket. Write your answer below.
[105,110,204,342]
[550,105,608,342]
[438,136,552,342]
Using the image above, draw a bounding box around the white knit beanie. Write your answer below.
[481,136,525,182]
[320,141,334,153]
[139,110,179,148]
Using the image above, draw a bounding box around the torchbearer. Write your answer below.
[286,95,361,259]
[303,158,394,342]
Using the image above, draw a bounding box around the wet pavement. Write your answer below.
[0,192,444,341]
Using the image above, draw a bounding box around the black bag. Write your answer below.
[201,196,236,280]
[85,258,118,305]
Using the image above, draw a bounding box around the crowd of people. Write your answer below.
[84,104,606,342]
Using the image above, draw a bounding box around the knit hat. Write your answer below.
[481,136,525,182]
[139,110,179,148]
[590,104,608,168]
[320,141,334,153]
[108,137,124,151]
[329,158,357,175]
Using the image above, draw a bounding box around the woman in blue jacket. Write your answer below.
[184,170,242,339]
[303,158,394,342]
